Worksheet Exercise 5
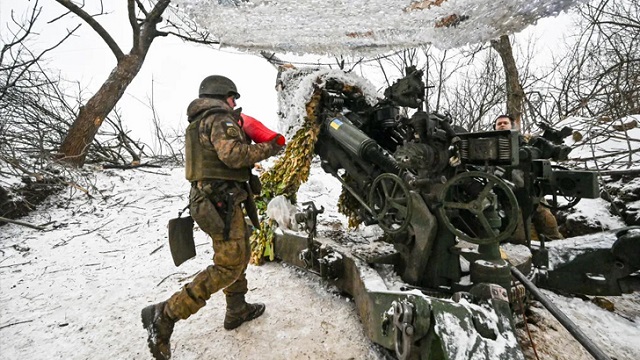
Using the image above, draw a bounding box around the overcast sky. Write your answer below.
[1,1,296,143]
[0,1,576,145]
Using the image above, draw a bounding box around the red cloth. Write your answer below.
[241,113,285,145]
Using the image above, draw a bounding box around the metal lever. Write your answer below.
[294,201,324,269]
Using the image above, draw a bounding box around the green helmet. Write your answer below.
[198,75,240,99]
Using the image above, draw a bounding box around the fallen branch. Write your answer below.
[0,319,34,330]
[156,272,186,287]
[150,244,164,255]
[116,223,138,234]
[102,163,161,170]
[53,219,115,248]
[131,168,170,176]
[0,216,47,231]
[66,181,93,198]
[178,271,200,282]
[0,261,32,269]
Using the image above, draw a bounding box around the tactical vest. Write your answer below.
[185,109,250,182]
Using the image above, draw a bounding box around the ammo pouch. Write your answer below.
[195,180,248,241]
[168,214,196,267]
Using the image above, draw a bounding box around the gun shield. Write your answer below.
[168,216,196,266]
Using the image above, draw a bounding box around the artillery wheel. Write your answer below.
[541,165,582,211]
[369,173,413,234]
[437,171,519,245]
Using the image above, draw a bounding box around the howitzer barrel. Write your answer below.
[325,116,400,174]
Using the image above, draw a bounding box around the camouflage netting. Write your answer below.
[249,69,379,264]
[172,0,584,55]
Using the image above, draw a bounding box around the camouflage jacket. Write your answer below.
[186,98,280,171]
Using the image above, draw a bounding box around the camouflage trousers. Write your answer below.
[165,185,250,320]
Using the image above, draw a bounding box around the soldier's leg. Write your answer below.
[533,204,564,240]
[223,212,265,330]
[165,205,248,320]
[142,187,241,359]
[223,219,251,297]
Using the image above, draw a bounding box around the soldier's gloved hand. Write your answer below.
[249,173,262,194]
[268,135,285,156]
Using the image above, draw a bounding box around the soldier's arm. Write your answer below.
[207,114,279,169]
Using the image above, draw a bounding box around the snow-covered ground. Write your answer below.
[1,162,639,360]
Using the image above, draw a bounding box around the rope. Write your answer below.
[516,286,541,360]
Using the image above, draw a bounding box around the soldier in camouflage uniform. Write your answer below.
[494,115,564,242]
[141,75,283,360]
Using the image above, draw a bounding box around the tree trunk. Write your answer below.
[57,54,145,166]
[54,0,171,167]
[491,35,525,129]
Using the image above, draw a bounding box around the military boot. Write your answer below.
[141,302,176,360]
[223,294,265,330]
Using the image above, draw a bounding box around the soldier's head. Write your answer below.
[494,115,514,131]
[199,75,240,108]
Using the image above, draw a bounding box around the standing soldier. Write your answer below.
[141,75,283,360]
[494,115,564,242]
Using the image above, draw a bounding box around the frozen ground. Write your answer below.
[0,164,638,360]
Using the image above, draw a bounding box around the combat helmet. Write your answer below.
[199,75,240,99]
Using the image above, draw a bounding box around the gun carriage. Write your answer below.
[269,67,639,360]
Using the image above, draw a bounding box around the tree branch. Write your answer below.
[155,30,220,44]
[128,0,140,49]
[54,0,125,62]
[146,0,171,24]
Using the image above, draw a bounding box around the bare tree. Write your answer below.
[491,35,525,129]
[1,1,78,180]
[53,0,217,166]
[358,46,506,131]
[551,0,639,120]
[440,50,504,131]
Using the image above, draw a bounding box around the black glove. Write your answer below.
[268,135,285,156]
[249,173,262,194]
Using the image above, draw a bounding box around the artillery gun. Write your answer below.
[270,67,639,359]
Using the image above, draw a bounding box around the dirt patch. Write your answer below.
[516,302,592,360]
[0,177,64,224]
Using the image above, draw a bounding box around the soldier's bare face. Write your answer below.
[495,117,512,130]
[226,96,237,109]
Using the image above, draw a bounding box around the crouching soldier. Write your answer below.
[141,75,283,360]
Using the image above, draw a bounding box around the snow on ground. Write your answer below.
[1,162,639,360]
[560,197,626,233]
[559,115,640,170]
[0,167,383,360]
[542,290,640,360]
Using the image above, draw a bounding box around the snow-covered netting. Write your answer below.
[276,68,379,138]
[172,0,584,54]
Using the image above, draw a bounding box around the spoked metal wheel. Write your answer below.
[368,173,413,234]
[436,171,519,245]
